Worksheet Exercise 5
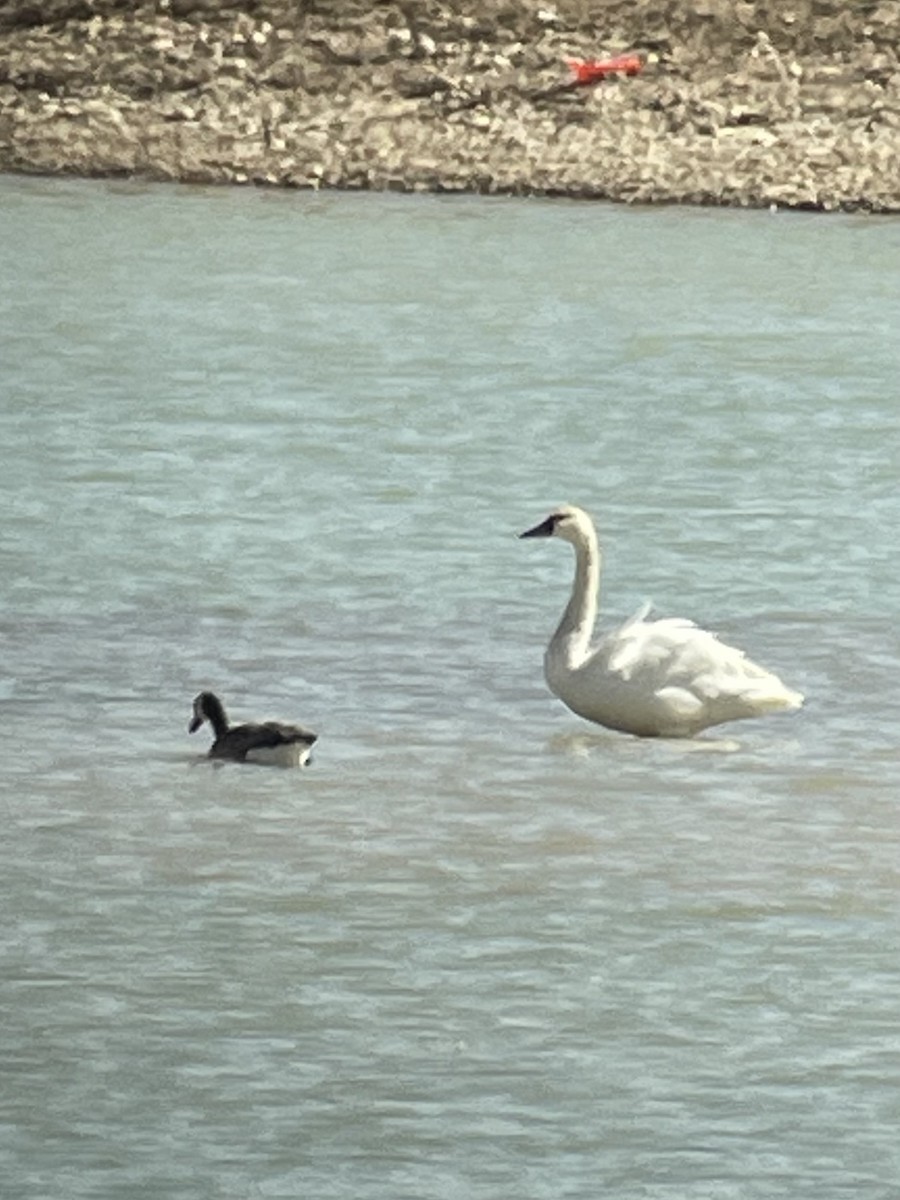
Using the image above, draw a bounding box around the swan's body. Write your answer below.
[520,505,803,738]
[189,691,318,767]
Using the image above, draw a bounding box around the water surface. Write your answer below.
[2,175,900,1198]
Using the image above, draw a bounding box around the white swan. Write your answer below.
[519,504,803,738]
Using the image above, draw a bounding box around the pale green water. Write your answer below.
[2,174,900,1198]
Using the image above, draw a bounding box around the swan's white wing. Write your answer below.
[590,604,802,733]
[602,603,699,682]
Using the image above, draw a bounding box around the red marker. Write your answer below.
[566,53,644,84]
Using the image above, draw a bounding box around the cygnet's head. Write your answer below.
[519,504,590,545]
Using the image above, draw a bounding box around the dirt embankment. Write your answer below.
[1,0,899,210]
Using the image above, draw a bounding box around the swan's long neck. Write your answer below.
[549,525,600,671]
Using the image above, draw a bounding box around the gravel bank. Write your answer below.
[2,0,899,210]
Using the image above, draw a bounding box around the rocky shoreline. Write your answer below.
[2,0,899,212]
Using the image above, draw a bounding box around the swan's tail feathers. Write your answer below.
[744,681,804,714]
[777,686,804,711]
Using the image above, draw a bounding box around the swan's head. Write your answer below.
[189,691,224,734]
[519,505,592,545]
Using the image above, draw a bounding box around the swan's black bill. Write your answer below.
[188,715,202,734]
[520,515,557,539]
